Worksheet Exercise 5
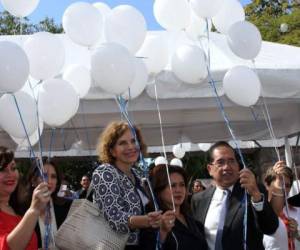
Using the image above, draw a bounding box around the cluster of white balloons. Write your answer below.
[154,156,183,167]
[0,1,155,149]
[0,1,89,147]
[62,2,149,98]
[0,0,265,151]
[153,0,263,107]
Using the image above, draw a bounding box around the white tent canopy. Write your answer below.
[1,31,300,155]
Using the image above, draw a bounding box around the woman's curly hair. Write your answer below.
[97,121,147,164]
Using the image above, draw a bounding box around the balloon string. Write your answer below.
[250,106,260,121]
[201,23,248,250]
[261,107,281,160]
[26,81,50,249]
[205,70,247,167]
[251,60,281,161]
[11,94,34,159]
[12,93,45,176]
[42,174,51,250]
[115,95,161,250]
[60,128,67,151]
[48,128,55,159]
[27,79,44,167]
[80,101,93,156]
[153,81,175,212]
[115,95,159,211]
[281,176,290,217]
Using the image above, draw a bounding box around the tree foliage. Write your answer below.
[0,11,63,35]
[245,0,300,46]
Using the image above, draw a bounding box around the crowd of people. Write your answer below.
[1,120,300,250]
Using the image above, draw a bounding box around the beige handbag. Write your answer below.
[54,196,129,250]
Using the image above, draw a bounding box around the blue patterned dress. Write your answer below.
[92,163,145,245]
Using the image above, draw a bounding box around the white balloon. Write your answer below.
[24,32,65,80]
[63,2,103,47]
[280,23,289,33]
[104,5,147,54]
[93,2,111,17]
[63,65,91,98]
[154,156,168,166]
[136,34,169,74]
[0,91,37,138]
[198,143,211,152]
[91,43,135,95]
[1,0,39,17]
[0,41,29,93]
[185,11,212,40]
[154,0,191,31]
[170,158,183,167]
[223,66,261,107]
[190,0,224,18]
[11,119,44,147]
[122,58,148,99]
[171,45,207,84]
[227,21,262,60]
[93,2,111,43]
[212,0,245,34]
[38,79,79,127]
[172,144,185,159]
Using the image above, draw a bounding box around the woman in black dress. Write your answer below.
[141,165,207,250]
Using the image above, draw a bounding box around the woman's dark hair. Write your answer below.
[0,146,14,171]
[19,158,63,215]
[0,146,22,214]
[150,165,190,215]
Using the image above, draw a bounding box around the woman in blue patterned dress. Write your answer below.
[92,121,162,250]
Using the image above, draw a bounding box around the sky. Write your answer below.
[0,0,252,30]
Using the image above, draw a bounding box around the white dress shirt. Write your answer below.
[263,206,300,250]
[204,186,233,250]
[204,185,264,250]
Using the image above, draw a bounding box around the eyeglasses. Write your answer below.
[212,159,238,168]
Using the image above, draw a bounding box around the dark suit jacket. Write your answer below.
[140,214,208,250]
[36,199,72,248]
[191,183,278,250]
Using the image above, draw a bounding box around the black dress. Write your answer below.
[140,214,208,250]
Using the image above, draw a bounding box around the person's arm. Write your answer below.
[287,217,300,241]
[128,211,162,229]
[6,182,50,250]
[92,166,161,234]
[269,179,285,216]
[269,161,287,215]
[240,169,279,235]
[159,210,175,242]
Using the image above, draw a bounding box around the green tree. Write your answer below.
[245,0,300,46]
[0,11,63,35]
[246,0,290,17]
[33,17,63,34]
[0,11,34,35]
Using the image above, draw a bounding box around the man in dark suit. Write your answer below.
[191,141,278,250]
[76,175,90,199]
